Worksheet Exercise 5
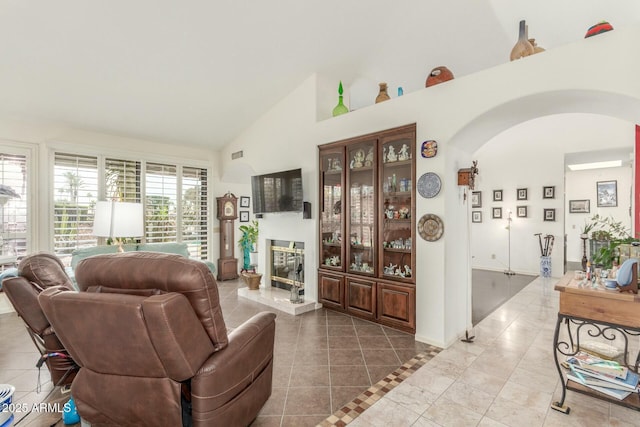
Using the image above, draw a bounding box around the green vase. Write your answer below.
[332,81,348,117]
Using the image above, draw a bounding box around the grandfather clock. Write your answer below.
[216,192,238,280]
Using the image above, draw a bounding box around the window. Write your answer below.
[145,162,178,243]
[53,153,209,265]
[0,152,29,260]
[181,166,209,259]
[53,153,99,262]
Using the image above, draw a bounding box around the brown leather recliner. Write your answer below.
[39,251,276,427]
[3,252,78,386]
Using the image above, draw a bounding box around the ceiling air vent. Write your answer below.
[231,150,243,160]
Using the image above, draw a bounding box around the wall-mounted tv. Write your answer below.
[251,168,303,214]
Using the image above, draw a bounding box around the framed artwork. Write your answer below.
[492,207,502,219]
[596,180,617,207]
[517,206,527,218]
[472,211,482,223]
[543,186,555,199]
[569,199,590,213]
[517,188,528,201]
[471,191,482,208]
[544,208,555,222]
[239,210,250,222]
[493,190,503,202]
[240,196,250,208]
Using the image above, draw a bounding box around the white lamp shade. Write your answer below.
[93,201,144,238]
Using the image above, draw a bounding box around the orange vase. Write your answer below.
[375,83,390,103]
[510,20,534,61]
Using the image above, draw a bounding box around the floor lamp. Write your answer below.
[504,209,515,275]
[93,201,144,251]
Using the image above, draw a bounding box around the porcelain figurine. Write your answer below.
[365,147,374,167]
[398,144,409,161]
[387,146,397,162]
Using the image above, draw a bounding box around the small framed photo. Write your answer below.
[517,188,528,201]
[239,210,250,222]
[471,191,482,208]
[517,206,527,218]
[240,196,250,208]
[543,186,555,199]
[493,190,503,202]
[492,207,502,219]
[472,211,482,223]
[596,180,617,207]
[544,208,555,222]
[569,199,590,213]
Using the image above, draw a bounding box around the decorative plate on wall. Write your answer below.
[418,213,444,241]
[417,172,441,198]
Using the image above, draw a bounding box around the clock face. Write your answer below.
[224,201,235,217]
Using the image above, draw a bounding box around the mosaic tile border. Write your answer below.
[318,345,442,427]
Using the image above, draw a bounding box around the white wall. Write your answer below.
[565,165,633,262]
[471,114,634,276]
[220,27,640,347]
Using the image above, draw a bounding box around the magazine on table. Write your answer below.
[567,351,628,380]
[566,363,639,392]
[566,372,632,400]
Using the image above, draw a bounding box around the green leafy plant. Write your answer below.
[238,220,259,251]
[586,214,637,268]
[238,220,259,271]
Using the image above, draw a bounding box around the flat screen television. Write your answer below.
[251,168,303,214]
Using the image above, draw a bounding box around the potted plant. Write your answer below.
[238,220,261,289]
[238,220,259,270]
[587,214,636,269]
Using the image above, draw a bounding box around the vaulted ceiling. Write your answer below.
[0,1,638,149]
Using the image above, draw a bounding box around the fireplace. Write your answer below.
[270,240,304,300]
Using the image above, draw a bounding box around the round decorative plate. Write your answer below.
[418,214,444,241]
[417,172,441,198]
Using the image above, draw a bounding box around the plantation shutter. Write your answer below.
[0,152,28,259]
[145,162,177,243]
[53,153,99,258]
[181,166,208,260]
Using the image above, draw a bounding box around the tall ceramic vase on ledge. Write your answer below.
[510,20,534,61]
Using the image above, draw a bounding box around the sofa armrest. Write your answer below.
[191,311,276,412]
[201,260,216,275]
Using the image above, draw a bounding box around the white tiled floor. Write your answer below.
[0,291,15,314]
[347,276,640,427]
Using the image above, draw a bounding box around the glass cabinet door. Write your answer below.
[379,131,415,282]
[346,139,376,276]
[320,148,344,270]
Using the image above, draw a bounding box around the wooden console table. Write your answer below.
[552,272,640,414]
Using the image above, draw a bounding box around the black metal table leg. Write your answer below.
[551,314,570,414]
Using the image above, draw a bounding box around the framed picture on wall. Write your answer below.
[543,186,555,199]
[596,180,617,207]
[492,207,502,219]
[544,208,555,221]
[569,199,590,213]
[517,206,527,218]
[493,190,503,202]
[472,211,482,223]
[517,188,527,201]
[240,196,250,208]
[239,211,250,222]
[471,191,482,208]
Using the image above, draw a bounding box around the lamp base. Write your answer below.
[504,270,516,276]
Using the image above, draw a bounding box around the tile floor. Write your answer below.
[2,273,639,426]
[345,275,640,427]
[0,277,437,426]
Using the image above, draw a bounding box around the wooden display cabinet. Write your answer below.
[318,124,416,333]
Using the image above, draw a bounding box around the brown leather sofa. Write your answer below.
[39,251,276,427]
[3,252,78,386]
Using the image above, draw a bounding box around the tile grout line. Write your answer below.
[317,347,442,426]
